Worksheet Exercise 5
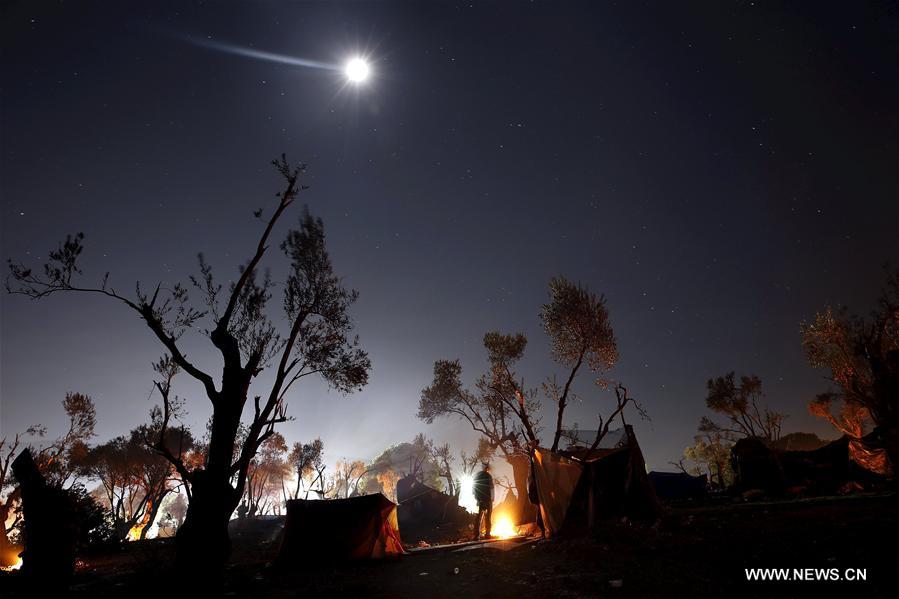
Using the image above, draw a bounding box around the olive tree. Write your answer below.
[6,156,370,575]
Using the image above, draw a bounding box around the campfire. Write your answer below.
[491,514,518,539]
[126,525,143,541]
[1,556,22,572]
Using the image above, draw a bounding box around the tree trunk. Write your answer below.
[175,470,235,581]
[12,449,77,589]
[139,489,169,541]
[174,405,242,581]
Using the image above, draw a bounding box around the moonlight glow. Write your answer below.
[345,58,370,83]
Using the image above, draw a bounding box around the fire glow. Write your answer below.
[126,524,144,541]
[1,556,22,571]
[491,514,518,539]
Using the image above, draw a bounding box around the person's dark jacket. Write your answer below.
[473,470,493,505]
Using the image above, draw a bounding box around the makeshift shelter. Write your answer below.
[648,471,708,501]
[277,494,404,564]
[731,437,787,494]
[532,425,660,538]
[732,432,889,495]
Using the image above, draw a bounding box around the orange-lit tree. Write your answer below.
[801,267,899,478]
[77,424,191,541]
[244,432,289,516]
[6,156,371,575]
[0,429,36,567]
[0,394,96,565]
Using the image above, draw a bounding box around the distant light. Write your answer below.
[458,474,478,514]
[345,58,370,83]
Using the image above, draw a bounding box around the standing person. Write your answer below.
[472,462,494,539]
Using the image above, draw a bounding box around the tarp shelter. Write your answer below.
[277,493,404,564]
[732,432,889,495]
[532,425,660,538]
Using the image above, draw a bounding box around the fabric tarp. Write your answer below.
[532,425,660,538]
[532,449,582,534]
[277,493,404,563]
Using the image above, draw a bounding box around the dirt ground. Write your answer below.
[1,493,895,598]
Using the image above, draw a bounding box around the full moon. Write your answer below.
[344,58,370,83]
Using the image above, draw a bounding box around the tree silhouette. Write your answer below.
[77,424,192,540]
[1,393,97,565]
[6,156,371,576]
[419,277,636,519]
[431,442,457,496]
[244,432,289,516]
[418,335,540,518]
[681,432,733,489]
[286,438,324,500]
[540,277,618,451]
[700,373,784,442]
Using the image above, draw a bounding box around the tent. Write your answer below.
[277,493,404,564]
[532,425,661,538]
[732,432,889,495]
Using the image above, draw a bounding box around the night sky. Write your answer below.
[2,1,898,476]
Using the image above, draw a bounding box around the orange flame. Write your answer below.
[0,556,22,571]
[491,514,518,539]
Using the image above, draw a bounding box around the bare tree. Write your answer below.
[6,156,371,574]
[431,443,456,496]
[333,459,369,498]
[310,463,335,499]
